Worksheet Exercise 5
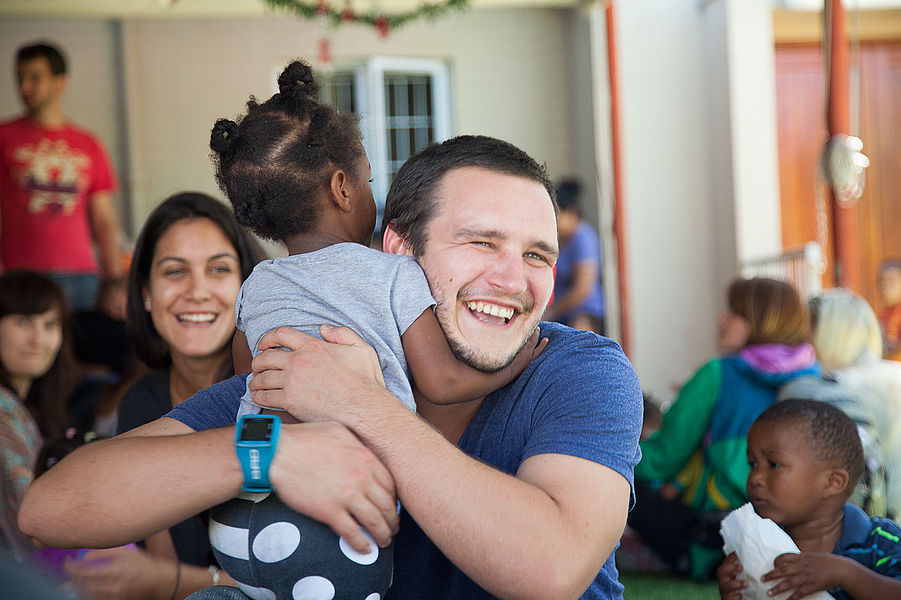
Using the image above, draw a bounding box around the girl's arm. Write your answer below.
[402,308,546,404]
[233,329,252,375]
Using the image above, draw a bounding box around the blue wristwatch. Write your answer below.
[235,414,281,493]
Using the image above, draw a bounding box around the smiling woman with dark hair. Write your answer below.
[60,192,260,600]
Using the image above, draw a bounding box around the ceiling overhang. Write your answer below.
[0,0,583,19]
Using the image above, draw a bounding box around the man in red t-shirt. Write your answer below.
[0,42,123,310]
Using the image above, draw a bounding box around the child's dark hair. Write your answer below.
[756,399,865,489]
[210,60,364,243]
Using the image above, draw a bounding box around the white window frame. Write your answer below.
[360,56,453,204]
[272,56,452,227]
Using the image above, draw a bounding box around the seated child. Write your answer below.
[206,60,545,600]
[717,399,901,600]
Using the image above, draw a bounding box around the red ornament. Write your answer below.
[375,16,390,37]
[341,0,355,21]
[318,38,332,66]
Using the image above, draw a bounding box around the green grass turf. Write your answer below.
[620,572,720,600]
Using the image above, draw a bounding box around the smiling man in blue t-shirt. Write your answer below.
[21,135,642,600]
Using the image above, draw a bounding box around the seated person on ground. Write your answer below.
[717,399,901,600]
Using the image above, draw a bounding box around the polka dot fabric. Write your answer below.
[210,492,393,600]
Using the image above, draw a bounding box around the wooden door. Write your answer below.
[776,41,901,310]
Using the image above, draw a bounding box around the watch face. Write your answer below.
[239,417,273,442]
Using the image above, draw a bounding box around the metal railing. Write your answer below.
[740,241,825,301]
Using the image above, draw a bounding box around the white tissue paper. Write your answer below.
[719,503,832,600]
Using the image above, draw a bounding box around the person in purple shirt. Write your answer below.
[544,179,606,334]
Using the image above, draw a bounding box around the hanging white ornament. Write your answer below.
[818,134,870,208]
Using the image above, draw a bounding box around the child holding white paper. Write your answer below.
[717,399,901,600]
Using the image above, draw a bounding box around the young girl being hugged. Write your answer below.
[205,60,542,600]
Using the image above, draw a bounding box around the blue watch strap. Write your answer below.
[235,414,280,493]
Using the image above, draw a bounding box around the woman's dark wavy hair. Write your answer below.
[0,270,77,438]
[210,60,365,243]
[126,192,260,371]
[382,135,558,257]
[727,277,811,348]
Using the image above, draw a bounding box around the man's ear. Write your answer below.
[54,74,68,98]
[382,223,414,257]
[328,169,353,212]
[823,468,850,499]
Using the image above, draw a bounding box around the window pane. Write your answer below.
[318,71,356,114]
[384,73,433,186]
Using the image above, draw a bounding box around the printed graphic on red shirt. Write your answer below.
[13,138,90,215]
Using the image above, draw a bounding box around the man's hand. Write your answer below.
[716,552,747,600]
[249,325,388,423]
[272,421,398,552]
[761,552,843,600]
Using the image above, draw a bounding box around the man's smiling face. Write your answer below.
[412,166,558,375]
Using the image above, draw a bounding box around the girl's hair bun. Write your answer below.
[210,118,238,153]
[278,60,320,102]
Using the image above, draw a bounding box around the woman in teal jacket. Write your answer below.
[629,278,820,580]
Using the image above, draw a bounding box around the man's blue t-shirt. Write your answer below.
[168,322,643,600]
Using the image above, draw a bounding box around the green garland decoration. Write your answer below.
[261,0,469,35]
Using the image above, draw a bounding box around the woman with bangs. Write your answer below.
[0,270,77,560]
[628,277,821,581]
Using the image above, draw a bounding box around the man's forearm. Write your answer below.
[348,396,629,600]
[20,420,241,548]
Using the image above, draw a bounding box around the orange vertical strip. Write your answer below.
[826,0,861,291]
[606,1,630,355]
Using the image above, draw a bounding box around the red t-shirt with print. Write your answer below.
[0,117,117,273]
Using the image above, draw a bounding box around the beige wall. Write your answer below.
[2,10,585,238]
[616,0,782,400]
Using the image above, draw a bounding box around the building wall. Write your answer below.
[1,4,790,402]
[616,0,782,400]
[1,10,583,239]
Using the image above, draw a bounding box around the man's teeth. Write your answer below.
[466,301,514,320]
[178,313,216,323]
